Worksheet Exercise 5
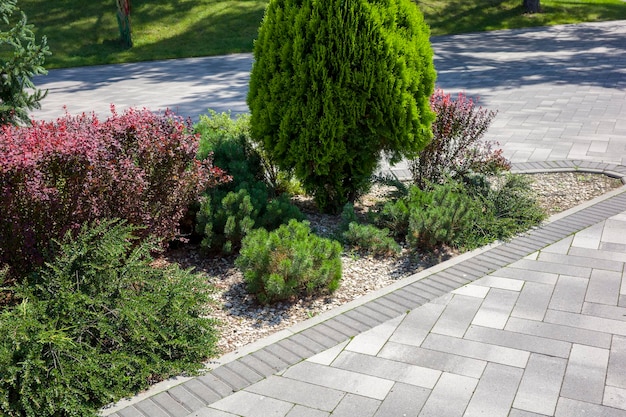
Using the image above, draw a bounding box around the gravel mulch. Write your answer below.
[157,172,624,355]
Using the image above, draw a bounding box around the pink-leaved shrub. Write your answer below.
[0,106,229,278]
[410,89,510,188]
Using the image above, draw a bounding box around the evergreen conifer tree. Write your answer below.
[248,0,436,213]
[0,0,49,125]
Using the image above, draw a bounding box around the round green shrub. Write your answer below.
[236,220,342,304]
[248,0,436,213]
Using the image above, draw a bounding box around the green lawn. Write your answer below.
[20,0,626,69]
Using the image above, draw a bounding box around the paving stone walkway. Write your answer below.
[29,19,626,417]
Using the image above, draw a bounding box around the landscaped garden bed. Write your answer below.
[157,171,623,355]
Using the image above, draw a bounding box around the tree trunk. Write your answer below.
[523,0,541,13]
[116,0,133,48]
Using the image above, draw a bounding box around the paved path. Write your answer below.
[31,20,626,167]
[29,19,626,417]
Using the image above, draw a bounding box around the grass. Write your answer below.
[422,0,626,36]
[19,0,626,69]
[20,0,267,69]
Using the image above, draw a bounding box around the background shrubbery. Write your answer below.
[0,0,50,125]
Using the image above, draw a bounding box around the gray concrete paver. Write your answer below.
[556,397,626,417]
[545,309,626,336]
[464,363,523,417]
[151,392,191,417]
[373,382,430,417]
[549,275,588,313]
[332,350,441,389]
[284,405,329,417]
[189,408,239,417]
[586,269,623,305]
[282,361,394,400]
[608,336,626,389]
[378,341,488,378]
[512,354,568,416]
[92,20,626,417]
[561,344,610,404]
[209,391,294,417]
[470,288,519,329]
[134,399,172,417]
[605,386,626,411]
[168,385,208,413]
[417,372,478,417]
[464,325,571,359]
[421,333,530,368]
[330,394,380,417]
[245,375,344,412]
[344,315,404,355]
[430,294,483,337]
[511,281,553,321]
[504,316,613,349]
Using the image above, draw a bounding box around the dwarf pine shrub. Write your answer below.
[236,220,342,304]
[343,222,401,257]
[0,220,218,417]
[248,0,436,213]
[339,203,401,256]
[375,175,545,251]
[195,111,303,253]
[407,183,478,250]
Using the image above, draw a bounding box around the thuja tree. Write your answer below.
[248,0,436,213]
[0,0,49,125]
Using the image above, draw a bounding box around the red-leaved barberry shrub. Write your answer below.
[409,89,511,188]
[0,106,230,278]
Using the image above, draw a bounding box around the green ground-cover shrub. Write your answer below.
[343,222,402,257]
[236,220,342,304]
[339,204,401,257]
[0,220,218,417]
[248,0,436,213]
[0,107,228,279]
[195,111,303,253]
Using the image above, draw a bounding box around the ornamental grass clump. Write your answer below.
[0,220,219,417]
[248,0,436,213]
[0,107,228,279]
[236,220,342,304]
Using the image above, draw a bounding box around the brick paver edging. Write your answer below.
[103,162,626,417]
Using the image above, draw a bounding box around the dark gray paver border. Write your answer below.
[103,162,626,417]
